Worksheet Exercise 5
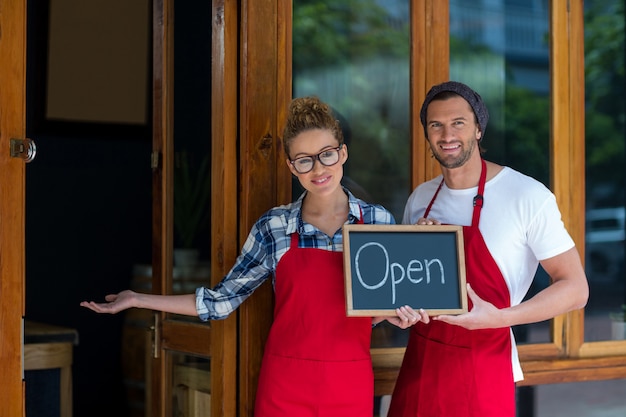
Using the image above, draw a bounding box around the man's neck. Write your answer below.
[442,157,504,190]
[441,154,484,190]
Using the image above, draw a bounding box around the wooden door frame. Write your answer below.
[0,0,27,414]
[151,1,227,416]
[237,0,292,414]
[209,0,239,416]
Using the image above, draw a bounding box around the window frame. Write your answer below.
[370,0,626,395]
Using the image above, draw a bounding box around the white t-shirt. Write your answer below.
[402,166,575,381]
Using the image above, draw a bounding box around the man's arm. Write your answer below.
[434,247,589,329]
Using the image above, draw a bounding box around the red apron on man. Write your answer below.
[388,160,515,417]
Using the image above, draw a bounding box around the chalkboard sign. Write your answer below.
[343,224,467,317]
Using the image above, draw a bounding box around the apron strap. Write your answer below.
[423,159,487,227]
[471,159,487,227]
[423,179,444,219]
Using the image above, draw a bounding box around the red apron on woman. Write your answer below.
[388,160,515,417]
[255,217,373,416]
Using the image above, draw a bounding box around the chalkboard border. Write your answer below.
[343,224,468,317]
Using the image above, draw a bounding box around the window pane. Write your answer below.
[292,0,411,221]
[292,0,411,351]
[583,0,626,342]
[449,0,551,346]
[171,0,212,322]
[170,351,211,417]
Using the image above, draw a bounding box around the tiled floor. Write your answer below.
[534,379,626,417]
[379,379,626,417]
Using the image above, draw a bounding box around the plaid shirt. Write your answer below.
[196,189,395,320]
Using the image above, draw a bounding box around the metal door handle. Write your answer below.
[10,138,37,163]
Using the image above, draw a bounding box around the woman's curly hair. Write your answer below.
[283,96,344,157]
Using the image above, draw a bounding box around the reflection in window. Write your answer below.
[292,0,411,221]
[171,1,212,311]
[450,0,552,348]
[292,0,411,355]
[583,0,625,342]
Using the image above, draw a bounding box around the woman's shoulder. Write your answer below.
[254,200,300,233]
[349,194,396,224]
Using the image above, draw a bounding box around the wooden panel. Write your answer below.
[210,1,239,416]
[238,0,286,415]
[579,339,626,358]
[372,346,626,394]
[519,356,626,386]
[0,0,26,415]
[24,343,74,417]
[550,0,586,356]
[24,342,73,371]
[518,342,563,360]
[150,0,170,415]
[161,320,211,356]
[410,0,448,189]
[275,0,293,204]
[372,348,404,395]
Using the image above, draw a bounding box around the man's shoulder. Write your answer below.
[499,167,550,189]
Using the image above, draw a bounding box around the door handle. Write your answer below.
[10,138,36,163]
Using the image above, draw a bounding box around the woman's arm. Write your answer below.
[81,291,197,316]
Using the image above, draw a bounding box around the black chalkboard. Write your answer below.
[343,224,467,316]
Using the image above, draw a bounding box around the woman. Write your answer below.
[81,96,423,416]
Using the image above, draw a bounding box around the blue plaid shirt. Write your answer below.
[196,188,396,320]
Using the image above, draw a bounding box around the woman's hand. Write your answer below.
[380,305,430,329]
[416,217,441,226]
[80,290,137,314]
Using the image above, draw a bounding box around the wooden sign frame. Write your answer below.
[343,224,468,317]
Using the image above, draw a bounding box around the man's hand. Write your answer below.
[434,284,504,330]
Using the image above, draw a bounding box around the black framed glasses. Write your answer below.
[289,145,343,174]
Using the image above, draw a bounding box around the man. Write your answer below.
[387,81,589,417]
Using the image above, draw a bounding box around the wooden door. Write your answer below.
[149,0,291,415]
[149,1,241,416]
[0,0,27,415]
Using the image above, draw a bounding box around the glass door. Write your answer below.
[149,1,238,416]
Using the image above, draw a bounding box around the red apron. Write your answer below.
[388,160,515,417]
[254,218,373,416]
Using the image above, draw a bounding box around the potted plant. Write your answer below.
[173,151,211,267]
[609,304,626,340]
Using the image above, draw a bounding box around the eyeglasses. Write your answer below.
[289,145,343,174]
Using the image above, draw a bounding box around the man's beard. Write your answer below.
[431,138,476,169]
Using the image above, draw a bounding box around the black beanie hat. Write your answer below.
[419,81,489,139]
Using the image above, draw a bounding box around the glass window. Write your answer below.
[292,0,411,221]
[583,0,626,342]
[449,0,552,347]
[171,0,212,314]
[292,0,412,349]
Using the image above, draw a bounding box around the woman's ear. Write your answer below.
[286,158,298,176]
[341,144,349,163]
